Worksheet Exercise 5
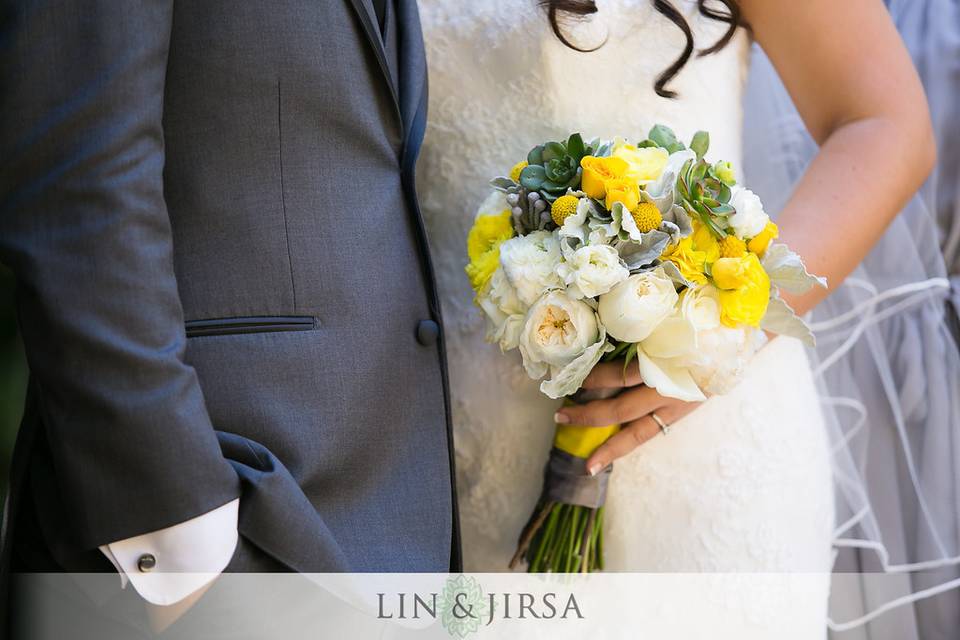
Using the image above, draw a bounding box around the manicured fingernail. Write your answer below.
[554,412,570,424]
[588,463,602,477]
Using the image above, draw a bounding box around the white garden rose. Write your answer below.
[476,267,526,351]
[597,267,678,343]
[557,244,629,299]
[728,186,770,239]
[499,230,564,307]
[519,291,599,380]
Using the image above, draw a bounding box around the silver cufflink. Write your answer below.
[137,553,157,573]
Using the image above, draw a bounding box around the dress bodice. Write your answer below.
[415,0,756,570]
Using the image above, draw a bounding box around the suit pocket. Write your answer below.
[185,316,316,338]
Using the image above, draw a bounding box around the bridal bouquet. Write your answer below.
[465,126,825,572]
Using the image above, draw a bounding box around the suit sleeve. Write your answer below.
[0,0,240,549]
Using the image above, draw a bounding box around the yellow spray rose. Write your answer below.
[747,221,779,256]
[612,143,669,184]
[661,236,708,284]
[465,209,514,292]
[603,177,641,212]
[711,253,771,327]
[691,221,720,264]
[580,155,628,200]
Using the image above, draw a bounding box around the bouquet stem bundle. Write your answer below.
[510,388,619,573]
[512,501,605,573]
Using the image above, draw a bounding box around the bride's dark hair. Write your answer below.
[542,0,745,98]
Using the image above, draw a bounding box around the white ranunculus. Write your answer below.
[597,267,678,343]
[557,244,629,299]
[476,267,527,351]
[476,190,510,219]
[519,291,599,380]
[499,230,564,307]
[728,187,770,239]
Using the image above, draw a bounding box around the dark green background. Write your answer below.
[0,266,28,500]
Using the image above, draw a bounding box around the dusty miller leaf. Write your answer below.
[762,243,827,295]
[761,295,816,346]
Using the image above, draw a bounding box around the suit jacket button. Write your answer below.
[416,319,440,346]
[137,553,157,573]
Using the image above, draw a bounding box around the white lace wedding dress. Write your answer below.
[418,0,834,631]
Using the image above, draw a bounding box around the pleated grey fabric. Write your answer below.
[743,1,960,636]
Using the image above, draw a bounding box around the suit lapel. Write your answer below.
[345,0,401,125]
[395,0,427,145]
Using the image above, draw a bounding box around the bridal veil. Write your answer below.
[742,1,960,633]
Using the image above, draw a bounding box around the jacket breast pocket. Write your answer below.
[185,316,316,338]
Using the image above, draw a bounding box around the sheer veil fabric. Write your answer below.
[743,2,960,632]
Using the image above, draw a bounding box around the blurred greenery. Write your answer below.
[0,265,28,502]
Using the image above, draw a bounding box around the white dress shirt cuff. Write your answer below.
[98,498,240,606]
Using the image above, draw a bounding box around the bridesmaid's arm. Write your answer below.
[740,0,935,314]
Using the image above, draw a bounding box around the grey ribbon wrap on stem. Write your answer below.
[541,386,621,509]
[543,448,612,509]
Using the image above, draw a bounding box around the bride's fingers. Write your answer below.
[653,400,698,426]
[555,385,663,427]
[581,360,643,390]
[586,415,660,475]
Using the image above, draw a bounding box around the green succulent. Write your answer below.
[633,124,732,237]
[676,156,738,238]
[636,124,710,160]
[519,133,593,202]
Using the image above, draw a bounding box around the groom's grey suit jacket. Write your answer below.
[0,0,459,580]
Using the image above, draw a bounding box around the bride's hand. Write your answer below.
[554,360,700,476]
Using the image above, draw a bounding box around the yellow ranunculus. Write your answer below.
[604,177,640,212]
[691,221,720,264]
[661,236,708,284]
[580,155,628,200]
[465,210,514,292]
[711,256,752,290]
[712,253,770,327]
[747,221,779,256]
[612,143,669,184]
